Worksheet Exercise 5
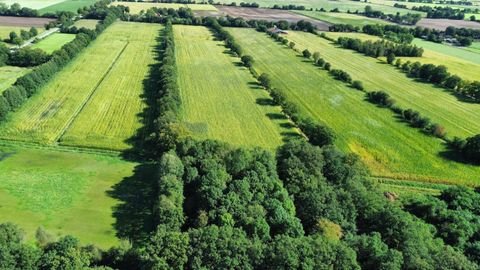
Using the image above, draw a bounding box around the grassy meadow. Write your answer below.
[174,25,297,150]
[228,27,480,185]
[0,22,155,150]
[73,19,100,29]
[61,22,161,151]
[0,145,136,248]
[39,0,99,14]
[111,1,217,13]
[295,10,394,26]
[0,25,44,41]
[31,33,76,54]
[283,31,480,140]
[0,66,29,93]
[0,0,64,9]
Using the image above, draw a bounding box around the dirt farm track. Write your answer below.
[0,16,55,27]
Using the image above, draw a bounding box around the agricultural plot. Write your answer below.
[295,10,394,27]
[369,0,477,11]
[111,1,217,14]
[39,0,99,14]
[0,26,29,41]
[0,66,29,93]
[228,27,480,185]
[60,22,161,151]
[31,33,76,54]
[417,18,480,30]
[0,0,64,9]
[466,42,480,53]
[282,31,480,139]
[174,25,296,150]
[0,145,136,248]
[0,22,156,150]
[73,19,99,29]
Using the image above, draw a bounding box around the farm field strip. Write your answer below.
[60,22,162,151]
[39,0,99,14]
[411,38,480,66]
[73,19,100,29]
[31,33,76,54]
[0,22,135,145]
[228,27,480,185]
[174,25,297,150]
[0,0,64,9]
[111,1,217,13]
[283,31,480,139]
[0,66,30,93]
[295,10,394,26]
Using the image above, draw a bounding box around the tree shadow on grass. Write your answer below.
[108,163,157,245]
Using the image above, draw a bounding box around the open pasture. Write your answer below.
[0,0,64,9]
[31,33,75,53]
[0,22,156,150]
[0,25,29,41]
[73,19,99,29]
[466,42,480,53]
[0,145,136,248]
[174,25,296,150]
[39,0,100,14]
[295,10,394,27]
[111,1,217,13]
[228,27,480,185]
[60,22,161,151]
[0,66,29,93]
[369,0,478,11]
[283,31,480,140]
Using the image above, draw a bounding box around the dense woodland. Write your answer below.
[1,1,480,269]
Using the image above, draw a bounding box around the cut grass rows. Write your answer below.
[0,22,159,151]
[174,25,297,150]
[295,10,394,27]
[285,31,480,139]
[228,27,480,185]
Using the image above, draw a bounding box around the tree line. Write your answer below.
[5,27,39,45]
[412,5,468,19]
[364,5,422,25]
[337,37,424,57]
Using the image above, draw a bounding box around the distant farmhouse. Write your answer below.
[267,26,288,34]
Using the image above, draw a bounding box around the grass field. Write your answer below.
[295,10,394,26]
[0,66,30,93]
[111,1,217,13]
[466,42,480,53]
[174,25,296,150]
[0,25,45,41]
[411,38,480,66]
[0,145,136,248]
[0,22,157,151]
[73,19,99,29]
[228,27,480,185]
[0,0,64,9]
[214,0,424,14]
[31,33,76,54]
[282,31,480,140]
[39,0,99,14]
[369,0,477,11]
[60,22,161,151]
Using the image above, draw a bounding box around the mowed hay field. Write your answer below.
[0,0,64,9]
[73,19,100,29]
[60,22,161,150]
[0,22,159,151]
[295,11,394,27]
[0,146,136,248]
[31,33,76,54]
[39,0,99,14]
[0,66,29,93]
[283,31,480,139]
[111,2,217,13]
[228,28,480,185]
[175,25,297,150]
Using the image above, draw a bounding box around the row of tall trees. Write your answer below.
[0,2,38,17]
[337,37,424,57]
[412,5,467,19]
[6,27,39,45]
[364,5,422,25]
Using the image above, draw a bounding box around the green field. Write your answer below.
[0,0,64,9]
[411,38,480,66]
[73,19,100,29]
[0,66,30,93]
[174,25,296,150]
[296,10,394,26]
[466,42,480,53]
[0,22,157,151]
[60,22,161,151]
[282,31,480,140]
[0,25,45,42]
[111,1,217,14]
[369,0,478,11]
[0,145,136,248]
[39,0,99,14]
[228,27,480,185]
[31,33,76,54]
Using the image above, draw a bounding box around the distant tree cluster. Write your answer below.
[412,5,467,19]
[0,2,38,17]
[337,37,424,57]
[397,60,480,102]
[329,24,360,33]
[362,24,414,43]
[239,2,260,7]
[271,4,306,10]
[5,27,39,46]
[448,134,480,163]
[364,5,422,25]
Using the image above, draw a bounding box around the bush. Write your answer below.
[302,49,312,58]
[324,62,331,71]
[330,69,352,83]
[351,80,364,91]
[240,55,254,67]
[367,91,395,107]
[258,73,272,89]
[299,119,336,147]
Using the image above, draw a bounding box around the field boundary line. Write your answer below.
[53,41,130,144]
[0,138,121,157]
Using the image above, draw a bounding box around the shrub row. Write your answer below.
[395,59,480,103]
[337,37,424,58]
[0,11,118,121]
[206,17,242,56]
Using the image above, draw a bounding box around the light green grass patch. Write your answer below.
[31,33,76,54]
[39,0,99,14]
[175,25,297,150]
[0,66,30,93]
[0,25,44,41]
[0,0,64,9]
[284,31,480,140]
[412,38,480,65]
[296,10,394,26]
[60,22,162,151]
[229,27,480,185]
[73,19,99,29]
[0,145,136,248]
[111,1,217,14]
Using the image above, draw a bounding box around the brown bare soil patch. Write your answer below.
[0,16,55,27]
[417,18,480,31]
